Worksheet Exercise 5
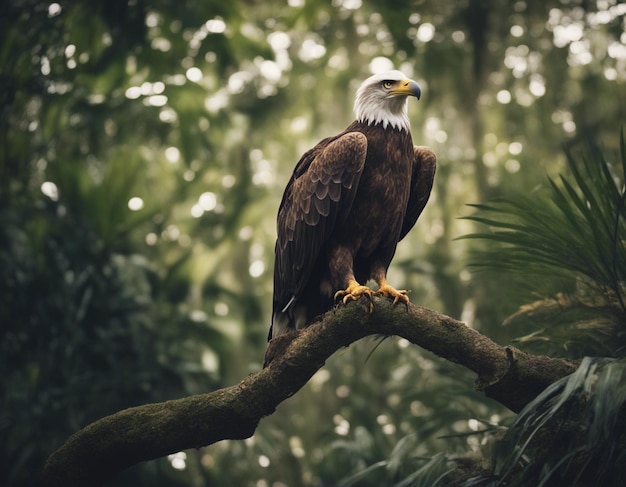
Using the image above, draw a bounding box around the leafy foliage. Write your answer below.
[463,133,626,357]
[1,0,625,485]
[465,357,626,486]
[0,195,186,485]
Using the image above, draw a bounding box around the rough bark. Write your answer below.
[40,297,579,486]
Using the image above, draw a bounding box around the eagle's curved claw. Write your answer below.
[335,279,375,313]
[374,281,410,306]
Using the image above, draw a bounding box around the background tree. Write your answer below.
[1,0,625,485]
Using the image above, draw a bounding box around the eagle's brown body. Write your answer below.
[269,71,436,340]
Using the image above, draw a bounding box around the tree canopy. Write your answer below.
[1,0,625,485]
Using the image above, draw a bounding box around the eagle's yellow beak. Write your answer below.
[390,79,421,100]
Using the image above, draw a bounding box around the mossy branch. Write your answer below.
[40,298,579,486]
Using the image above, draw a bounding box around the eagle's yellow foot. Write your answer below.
[334,279,374,312]
[374,280,410,305]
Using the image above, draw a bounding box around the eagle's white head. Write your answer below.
[354,70,421,131]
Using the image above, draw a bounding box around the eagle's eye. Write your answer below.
[382,80,394,89]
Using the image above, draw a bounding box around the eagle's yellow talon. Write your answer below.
[374,281,410,306]
[335,279,374,312]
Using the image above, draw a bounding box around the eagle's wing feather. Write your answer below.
[273,132,367,329]
[399,146,437,240]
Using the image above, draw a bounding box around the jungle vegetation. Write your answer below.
[1,0,625,485]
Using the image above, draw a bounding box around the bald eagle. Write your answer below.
[269,70,436,340]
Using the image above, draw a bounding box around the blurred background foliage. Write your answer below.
[1,0,624,485]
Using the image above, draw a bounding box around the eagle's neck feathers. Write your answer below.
[354,86,410,132]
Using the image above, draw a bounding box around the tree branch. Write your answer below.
[40,298,579,486]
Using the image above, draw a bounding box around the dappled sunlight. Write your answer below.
[185,66,203,83]
[547,2,626,75]
[5,0,625,485]
[415,22,435,43]
[333,414,351,436]
[205,18,227,34]
[250,150,275,187]
[47,2,61,17]
[249,260,265,278]
[167,451,187,471]
[40,181,59,201]
[298,36,327,62]
[125,81,166,99]
[164,146,180,163]
[204,89,228,112]
[127,196,144,211]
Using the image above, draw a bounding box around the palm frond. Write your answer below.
[503,293,625,356]
[394,453,451,487]
[337,460,388,487]
[466,357,626,486]
[461,130,626,356]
